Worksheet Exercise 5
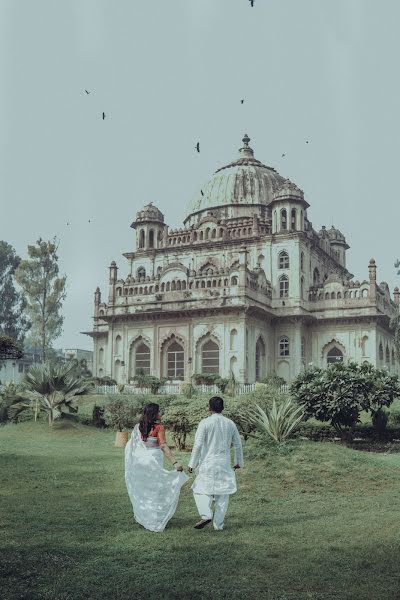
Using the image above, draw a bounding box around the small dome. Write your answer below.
[327,225,346,242]
[135,202,164,225]
[272,178,305,202]
[184,135,286,224]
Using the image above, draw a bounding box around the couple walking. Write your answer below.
[125,396,244,532]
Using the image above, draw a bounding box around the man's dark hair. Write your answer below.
[209,396,224,413]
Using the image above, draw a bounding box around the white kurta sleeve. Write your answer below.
[188,420,206,469]
[232,423,244,467]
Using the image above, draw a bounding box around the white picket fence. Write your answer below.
[94,383,290,396]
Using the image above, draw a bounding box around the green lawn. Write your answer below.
[1,421,400,600]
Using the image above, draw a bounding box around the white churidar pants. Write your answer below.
[194,493,230,530]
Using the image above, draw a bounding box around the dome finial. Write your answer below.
[239,133,254,158]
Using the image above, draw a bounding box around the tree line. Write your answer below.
[0,238,66,362]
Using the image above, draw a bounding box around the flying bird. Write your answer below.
[249,0,254,6]
[281,153,286,157]
[66,222,70,226]
[201,190,204,196]
[196,142,200,153]
[306,140,309,144]
[240,99,244,104]
[102,112,106,120]
[85,90,91,95]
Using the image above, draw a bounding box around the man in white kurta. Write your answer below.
[188,396,244,530]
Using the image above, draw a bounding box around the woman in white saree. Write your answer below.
[125,403,189,532]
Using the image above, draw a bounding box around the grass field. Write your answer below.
[1,420,400,600]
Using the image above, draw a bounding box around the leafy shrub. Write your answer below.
[181,382,197,399]
[226,384,290,439]
[372,408,389,435]
[103,396,146,431]
[91,376,117,386]
[162,395,210,449]
[131,372,166,394]
[243,399,304,443]
[215,377,229,393]
[260,373,286,387]
[291,361,400,441]
[0,383,26,423]
[92,404,107,428]
[192,373,219,385]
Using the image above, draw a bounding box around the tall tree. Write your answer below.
[0,241,31,343]
[393,259,400,360]
[15,238,67,362]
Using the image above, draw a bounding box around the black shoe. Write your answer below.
[194,518,212,529]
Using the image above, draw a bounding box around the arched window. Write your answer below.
[327,347,343,364]
[161,282,165,292]
[205,228,210,240]
[279,275,289,298]
[313,268,320,285]
[139,229,145,248]
[301,277,304,299]
[149,230,154,248]
[279,337,289,357]
[99,348,104,365]
[135,342,151,375]
[231,276,238,286]
[273,210,277,232]
[166,282,170,291]
[300,252,304,271]
[201,280,205,288]
[219,228,224,237]
[331,292,336,299]
[281,209,287,231]
[392,349,396,364]
[379,342,384,361]
[278,251,289,269]
[193,232,198,241]
[166,341,184,379]
[291,208,297,230]
[200,231,204,240]
[137,267,146,280]
[255,337,266,381]
[386,345,390,364]
[171,281,176,291]
[117,287,122,296]
[211,229,216,239]
[115,335,122,355]
[201,340,219,374]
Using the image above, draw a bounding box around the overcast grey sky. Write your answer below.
[1,0,399,350]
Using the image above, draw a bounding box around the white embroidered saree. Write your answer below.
[124,424,189,532]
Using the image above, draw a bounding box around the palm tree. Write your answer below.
[9,361,93,426]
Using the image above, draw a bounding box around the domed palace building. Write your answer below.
[84,135,399,383]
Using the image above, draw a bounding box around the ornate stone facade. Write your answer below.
[84,135,399,383]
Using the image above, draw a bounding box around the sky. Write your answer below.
[1,0,399,350]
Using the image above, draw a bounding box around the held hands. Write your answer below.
[233,464,241,470]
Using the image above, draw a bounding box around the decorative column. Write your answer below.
[368,258,377,301]
[394,287,399,306]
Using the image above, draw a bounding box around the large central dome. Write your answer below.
[184,135,286,225]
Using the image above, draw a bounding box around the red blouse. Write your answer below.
[141,423,166,446]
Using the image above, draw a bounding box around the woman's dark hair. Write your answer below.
[139,403,160,440]
[209,396,224,413]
